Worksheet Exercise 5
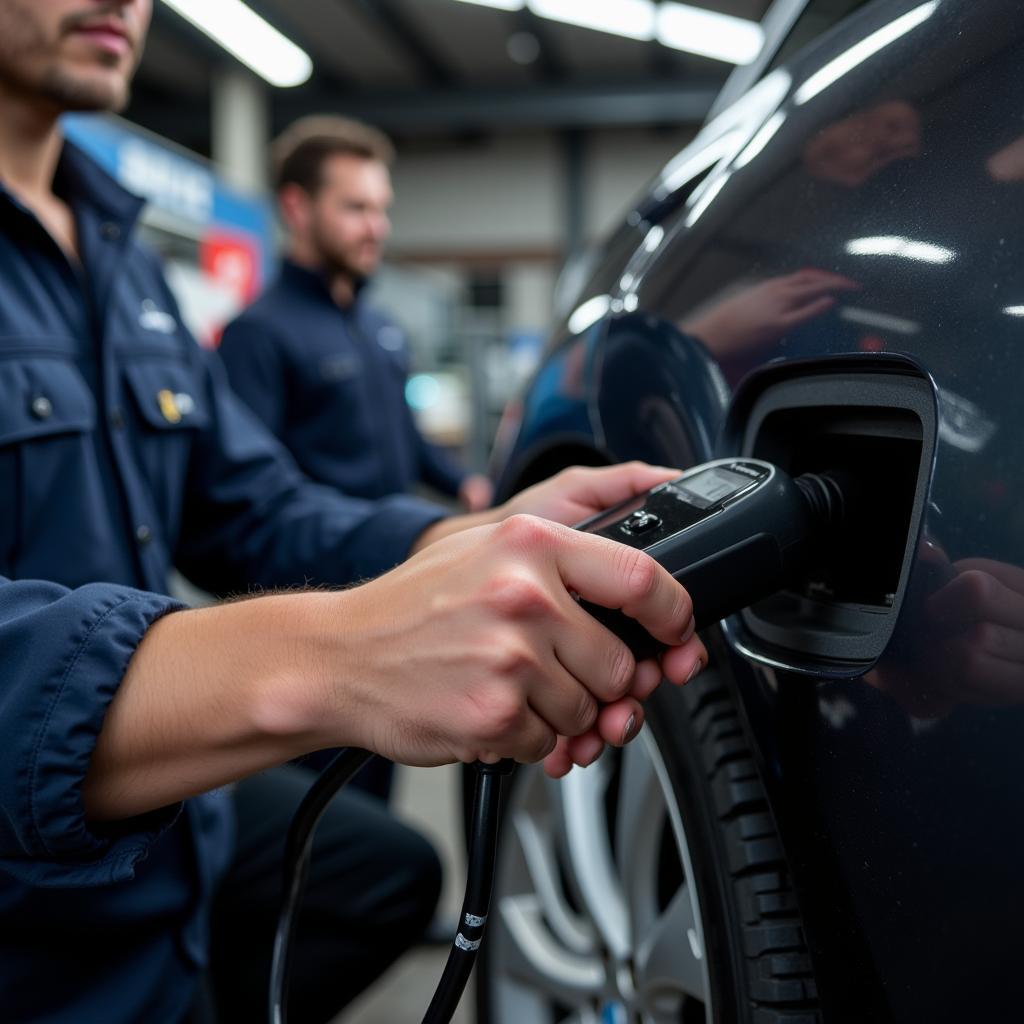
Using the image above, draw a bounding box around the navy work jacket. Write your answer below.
[219,260,466,501]
[0,141,445,1023]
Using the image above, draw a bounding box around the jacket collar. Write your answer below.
[0,135,145,232]
[279,257,368,311]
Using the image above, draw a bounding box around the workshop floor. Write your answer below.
[335,763,473,1024]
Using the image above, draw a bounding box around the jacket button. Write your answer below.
[135,524,153,545]
[109,407,125,430]
[30,395,53,420]
[100,221,121,241]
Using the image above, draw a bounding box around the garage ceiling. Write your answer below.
[128,0,773,155]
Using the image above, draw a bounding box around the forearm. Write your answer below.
[410,507,495,552]
[82,592,350,821]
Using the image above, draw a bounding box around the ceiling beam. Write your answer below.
[272,79,721,134]
[348,0,459,87]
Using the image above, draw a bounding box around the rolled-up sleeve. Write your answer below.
[0,576,183,887]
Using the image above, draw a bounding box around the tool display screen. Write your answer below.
[675,466,755,509]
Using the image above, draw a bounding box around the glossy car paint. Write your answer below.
[492,1,1024,1018]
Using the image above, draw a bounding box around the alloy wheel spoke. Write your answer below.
[635,882,706,1004]
[614,735,663,938]
[556,753,633,960]
[496,893,607,1005]
[510,803,597,955]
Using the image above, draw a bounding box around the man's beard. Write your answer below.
[0,1,133,113]
[39,61,130,112]
[311,222,377,287]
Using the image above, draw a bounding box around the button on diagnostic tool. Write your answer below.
[620,510,661,535]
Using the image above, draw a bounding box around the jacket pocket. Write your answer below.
[0,355,95,447]
[120,357,210,540]
[122,359,210,432]
[0,356,97,574]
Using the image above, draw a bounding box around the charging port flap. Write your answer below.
[719,358,937,675]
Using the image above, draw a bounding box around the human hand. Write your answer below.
[497,462,683,528]
[321,514,706,774]
[681,270,859,356]
[869,548,1024,715]
[803,100,921,187]
[458,473,494,512]
[414,462,684,551]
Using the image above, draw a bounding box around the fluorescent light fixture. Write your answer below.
[794,1,938,105]
[839,306,921,335]
[657,3,764,65]
[1004,305,1024,317]
[733,110,785,168]
[658,133,738,195]
[528,0,657,41]
[684,170,730,228]
[642,225,664,253]
[160,0,312,87]
[568,294,612,335]
[452,0,525,8]
[846,235,955,264]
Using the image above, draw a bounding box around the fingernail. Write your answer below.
[681,619,696,644]
[621,713,638,744]
[686,659,703,683]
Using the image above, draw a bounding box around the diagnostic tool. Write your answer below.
[576,458,848,659]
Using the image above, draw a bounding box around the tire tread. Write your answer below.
[682,671,821,1022]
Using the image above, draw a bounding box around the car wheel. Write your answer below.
[477,665,820,1023]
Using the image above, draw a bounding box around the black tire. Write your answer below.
[476,659,820,1024]
[644,667,820,1023]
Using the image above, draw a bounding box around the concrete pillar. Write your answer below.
[504,263,556,335]
[562,128,587,263]
[211,68,270,193]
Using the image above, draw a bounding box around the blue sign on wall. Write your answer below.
[62,113,274,277]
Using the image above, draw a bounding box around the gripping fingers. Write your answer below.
[558,531,694,649]
[553,599,639,705]
[660,632,708,686]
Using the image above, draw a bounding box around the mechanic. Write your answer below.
[0,2,707,1023]
[218,115,493,515]
[219,117,492,799]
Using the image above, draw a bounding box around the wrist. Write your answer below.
[410,507,497,552]
[241,591,360,755]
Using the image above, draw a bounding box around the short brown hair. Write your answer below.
[271,116,395,193]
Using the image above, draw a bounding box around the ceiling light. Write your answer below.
[846,235,955,264]
[794,1,938,105]
[684,170,730,227]
[528,0,657,41]
[657,3,764,64]
[733,110,785,168]
[160,0,312,88]
[1004,306,1024,317]
[452,0,525,9]
[568,295,612,335]
[839,307,921,335]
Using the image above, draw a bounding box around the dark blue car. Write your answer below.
[478,1,1023,1021]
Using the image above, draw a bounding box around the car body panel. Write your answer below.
[495,1,1024,1018]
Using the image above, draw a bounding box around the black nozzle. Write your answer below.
[795,469,856,535]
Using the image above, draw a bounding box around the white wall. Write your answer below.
[388,126,693,258]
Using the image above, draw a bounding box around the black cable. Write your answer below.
[269,751,515,1024]
[269,747,374,1024]
[422,758,515,1024]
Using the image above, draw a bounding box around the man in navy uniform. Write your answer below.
[219,115,493,514]
[0,1,707,1021]
[220,123,494,799]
